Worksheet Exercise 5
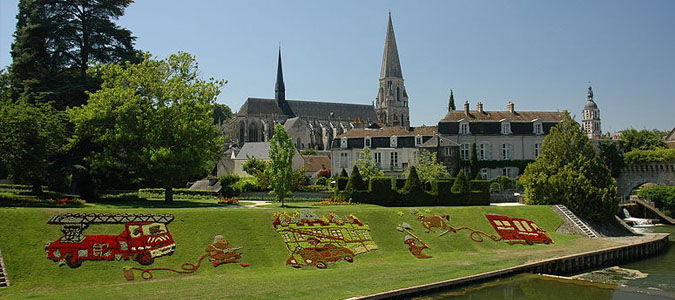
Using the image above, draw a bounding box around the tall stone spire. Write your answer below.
[380,12,403,79]
[275,48,294,116]
[375,13,409,127]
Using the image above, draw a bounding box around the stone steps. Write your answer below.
[0,249,8,288]
[554,205,598,238]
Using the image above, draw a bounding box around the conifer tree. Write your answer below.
[403,166,423,192]
[521,112,618,221]
[469,142,479,179]
[267,123,295,207]
[448,89,456,111]
[339,168,348,177]
[346,165,366,191]
[451,170,470,194]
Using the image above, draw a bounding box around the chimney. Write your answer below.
[476,102,484,113]
[464,101,470,115]
[507,101,515,113]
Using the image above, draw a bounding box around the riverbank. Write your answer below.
[0,205,658,299]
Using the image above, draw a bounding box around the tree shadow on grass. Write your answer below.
[86,199,223,209]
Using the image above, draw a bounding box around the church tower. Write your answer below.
[375,13,409,127]
[582,85,601,139]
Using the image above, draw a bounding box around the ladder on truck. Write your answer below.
[0,249,9,288]
[47,213,175,243]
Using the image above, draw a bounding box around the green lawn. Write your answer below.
[0,205,621,299]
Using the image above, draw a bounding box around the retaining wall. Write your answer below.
[351,233,670,300]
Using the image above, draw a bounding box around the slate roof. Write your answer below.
[420,135,460,148]
[234,142,271,160]
[336,125,438,138]
[440,110,562,122]
[237,98,376,121]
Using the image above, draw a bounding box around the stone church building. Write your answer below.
[223,13,410,150]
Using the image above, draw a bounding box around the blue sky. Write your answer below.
[1,1,674,132]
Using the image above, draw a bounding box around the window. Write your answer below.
[365,136,371,148]
[415,135,422,146]
[460,143,470,161]
[502,167,512,177]
[481,168,488,179]
[390,152,399,168]
[534,143,541,157]
[390,136,397,148]
[444,147,452,156]
[501,143,511,160]
[533,122,543,135]
[501,121,511,135]
[340,153,349,169]
[479,143,490,160]
[374,152,382,167]
[460,121,470,135]
[340,138,348,149]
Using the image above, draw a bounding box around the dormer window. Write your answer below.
[501,120,511,135]
[365,136,371,148]
[340,138,348,149]
[532,120,543,135]
[390,136,397,148]
[459,120,470,135]
[415,135,422,146]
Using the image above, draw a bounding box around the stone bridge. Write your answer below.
[616,162,675,197]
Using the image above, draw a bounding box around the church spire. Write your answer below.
[380,12,403,79]
[274,48,294,116]
[275,48,285,102]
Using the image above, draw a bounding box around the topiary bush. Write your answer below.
[335,177,348,191]
[219,173,241,198]
[346,165,366,191]
[403,166,423,192]
[451,170,470,194]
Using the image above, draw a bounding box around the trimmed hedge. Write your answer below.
[344,176,490,207]
[336,177,349,191]
[138,188,215,196]
[624,149,675,164]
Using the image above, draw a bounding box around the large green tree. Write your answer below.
[266,123,295,207]
[598,141,624,178]
[69,52,224,202]
[0,102,67,193]
[409,150,449,185]
[9,0,138,108]
[354,147,384,183]
[521,112,618,221]
[619,128,667,152]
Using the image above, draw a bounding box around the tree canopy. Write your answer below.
[409,150,449,184]
[619,129,667,152]
[266,123,295,207]
[521,112,618,221]
[68,52,224,202]
[354,147,384,183]
[9,0,139,108]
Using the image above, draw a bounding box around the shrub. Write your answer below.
[470,180,490,193]
[402,166,423,192]
[624,149,675,165]
[637,185,675,217]
[292,169,310,191]
[339,168,348,177]
[316,176,328,186]
[233,177,260,193]
[335,177,348,191]
[451,170,470,194]
[138,188,214,196]
[393,178,406,190]
[369,176,396,205]
[299,184,331,192]
[346,165,366,191]
[219,173,241,198]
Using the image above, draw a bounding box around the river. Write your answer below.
[415,225,675,300]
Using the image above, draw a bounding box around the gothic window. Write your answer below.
[397,87,400,102]
[239,121,245,144]
[460,143,470,161]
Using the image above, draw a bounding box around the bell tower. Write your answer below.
[582,85,601,139]
[375,13,409,127]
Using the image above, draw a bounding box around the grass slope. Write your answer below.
[0,205,620,299]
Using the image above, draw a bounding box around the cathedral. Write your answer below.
[223,13,409,150]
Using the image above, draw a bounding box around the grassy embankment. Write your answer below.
[0,205,622,299]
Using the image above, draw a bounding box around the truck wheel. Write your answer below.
[526,239,534,245]
[135,253,154,265]
[64,253,83,268]
[315,262,327,269]
[343,256,354,263]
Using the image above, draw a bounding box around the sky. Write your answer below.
[1,1,674,132]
